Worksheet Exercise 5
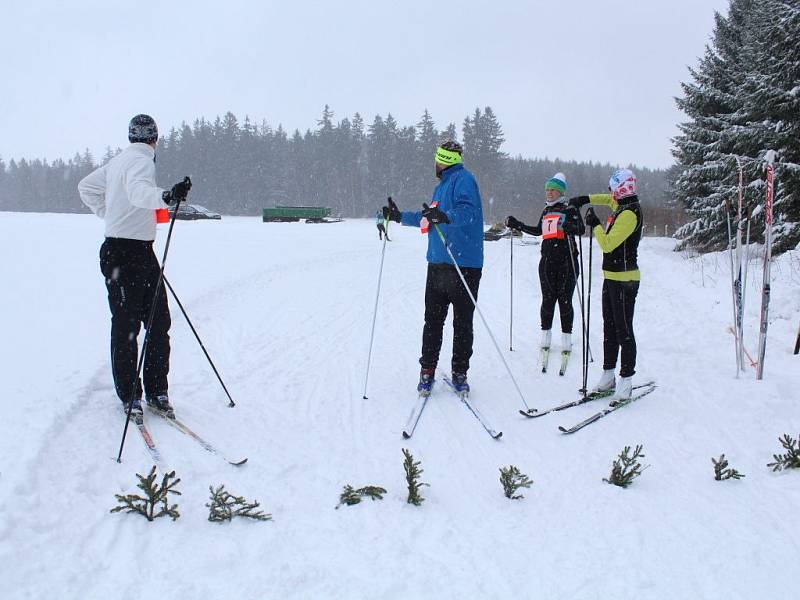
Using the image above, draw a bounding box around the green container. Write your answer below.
[262,206,332,222]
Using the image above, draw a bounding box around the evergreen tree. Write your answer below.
[110,466,181,521]
[442,122,458,143]
[462,109,479,160]
[673,0,757,252]
[395,125,420,203]
[469,106,507,222]
[674,0,800,254]
[499,465,533,500]
[416,109,439,155]
[335,484,387,509]
[402,448,428,506]
[603,444,648,488]
[206,484,272,522]
[312,105,341,212]
[238,115,260,213]
[737,0,800,253]
[712,454,745,480]
[16,159,33,210]
[0,157,6,209]
[367,115,392,202]
[767,433,800,472]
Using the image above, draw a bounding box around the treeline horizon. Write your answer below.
[0,106,683,229]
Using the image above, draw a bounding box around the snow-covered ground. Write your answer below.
[1,212,798,599]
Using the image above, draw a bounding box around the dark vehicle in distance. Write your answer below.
[173,204,221,220]
[262,206,332,223]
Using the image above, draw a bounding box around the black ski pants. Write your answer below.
[100,237,171,404]
[539,257,577,333]
[601,279,639,377]
[420,263,482,374]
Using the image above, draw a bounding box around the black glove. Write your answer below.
[568,195,590,209]
[162,176,192,206]
[382,197,401,223]
[506,215,525,231]
[584,207,601,228]
[422,203,450,224]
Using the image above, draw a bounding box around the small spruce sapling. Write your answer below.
[111,465,181,521]
[499,465,533,499]
[207,485,272,522]
[712,454,745,480]
[336,485,387,509]
[603,444,647,488]
[767,434,800,472]
[403,448,429,506]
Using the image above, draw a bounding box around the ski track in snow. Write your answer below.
[1,213,799,599]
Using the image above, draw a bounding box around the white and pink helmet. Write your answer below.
[609,169,637,201]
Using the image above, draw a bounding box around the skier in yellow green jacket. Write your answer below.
[569,168,643,402]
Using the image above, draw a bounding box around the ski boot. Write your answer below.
[451,372,470,395]
[592,369,616,394]
[122,398,144,424]
[609,376,633,407]
[417,368,436,396]
[146,394,175,419]
[559,332,572,376]
[540,330,552,373]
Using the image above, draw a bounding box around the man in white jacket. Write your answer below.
[79,114,191,422]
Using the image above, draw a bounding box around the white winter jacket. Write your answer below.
[78,143,168,241]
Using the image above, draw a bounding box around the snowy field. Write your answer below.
[1,212,799,600]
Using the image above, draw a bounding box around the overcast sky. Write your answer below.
[1,0,729,169]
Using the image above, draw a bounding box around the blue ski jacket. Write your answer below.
[400,164,484,268]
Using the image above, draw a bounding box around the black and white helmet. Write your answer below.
[128,114,158,144]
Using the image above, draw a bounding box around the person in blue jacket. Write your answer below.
[382,141,484,394]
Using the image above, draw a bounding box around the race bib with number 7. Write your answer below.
[542,213,565,240]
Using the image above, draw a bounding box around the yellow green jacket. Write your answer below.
[588,194,642,282]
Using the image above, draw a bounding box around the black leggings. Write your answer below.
[100,238,171,403]
[539,258,577,333]
[420,263,482,374]
[601,279,639,377]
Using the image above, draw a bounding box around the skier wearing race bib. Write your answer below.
[375,209,390,241]
[569,168,643,403]
[381,141,484,395]
[506,173,584,363]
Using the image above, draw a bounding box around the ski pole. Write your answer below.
[567,230,592,379]
[362,200,391,399]
[725,198,741,376]
[117,177,191,463]
[577,234,587,395]
[430,217,535,414]
[509,231,514,351]
[163,276,235,408]
[584,226,594,395]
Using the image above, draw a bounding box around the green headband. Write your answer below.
[435,147,463,166]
